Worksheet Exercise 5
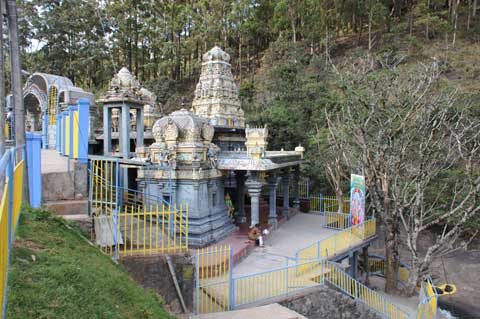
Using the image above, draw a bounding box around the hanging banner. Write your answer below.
[350,174,365,225]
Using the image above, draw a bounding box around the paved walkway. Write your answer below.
[233,213,337,276]
[191,303,306,319]
[41,149,70,174]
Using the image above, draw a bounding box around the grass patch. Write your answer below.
[6,207,174,319]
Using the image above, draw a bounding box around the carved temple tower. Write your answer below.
[192,46,246,151]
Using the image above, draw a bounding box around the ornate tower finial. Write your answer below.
[192,46,245,128]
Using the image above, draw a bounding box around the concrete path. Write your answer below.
[233,213,337,276]
[41,149,70,174]
[191,303,306,319]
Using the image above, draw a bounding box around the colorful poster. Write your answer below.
[350,174,365,225]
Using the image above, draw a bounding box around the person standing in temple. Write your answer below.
[248,224,263,247]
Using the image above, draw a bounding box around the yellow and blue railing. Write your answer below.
[0,136,42,319]
[322,211,353,230]
[296,217,377,262]
[88,158,188,260]
[368,254,411,284]
[0,146,25,319]
[310,194,351,214]
[195,216,442,319]
[416,276,438,319]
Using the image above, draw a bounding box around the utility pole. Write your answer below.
[0,1,5,156]
[6,0,29,200]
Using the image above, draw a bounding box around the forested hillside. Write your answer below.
[18,0,480,90]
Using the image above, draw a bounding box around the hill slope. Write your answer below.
[6,207,173,319]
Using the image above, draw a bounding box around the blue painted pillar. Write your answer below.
[77,98,90,163]
[41,112,48,149]
[136,107,144,148]
[56,114,61,152]
[103,106,112,155]
[26,132,42,207]
[68,105,77,160]
[61,111,68,156]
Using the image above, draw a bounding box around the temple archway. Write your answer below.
[23,89,45,133]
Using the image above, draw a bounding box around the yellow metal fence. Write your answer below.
[92,204,188,258]
[323,212,352,229]
[296,218,377,262]
[89,159,189,259]
[310,194,350,213]
[416,276,438,319]
[194,217,433,319]
[218,259,409,319]
[368,254,411,283]
[324,261,410,319]
[196,245,232,314]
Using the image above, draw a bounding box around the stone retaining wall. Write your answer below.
[280,286,381,319]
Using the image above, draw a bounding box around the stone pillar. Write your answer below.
[171,179,178,206]
[267,174,279,228]
[362,246,370,285]
[235,171,247,223]
[293,166,300,210]
[120,104,130,159]
[103,106,112,155]
[349,251,358,279]
[246,172,262,228]
[282,170,290,219]
[136,107,144,148]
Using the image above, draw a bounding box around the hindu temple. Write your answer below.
[93,46,304,246]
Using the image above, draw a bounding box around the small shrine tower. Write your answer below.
[98,67,147,158]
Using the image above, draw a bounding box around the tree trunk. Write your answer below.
[336,171,343,214]
[426,14,430,39]
[394,0,402,18]
[238,35,242,82]
[385,220,400,292]
[474,0,478,17]
[383,181,399,293]
[452,0,459,48]
[368,10,373,52]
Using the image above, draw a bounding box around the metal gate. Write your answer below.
[195,245,232,314]
[88,158,188,259]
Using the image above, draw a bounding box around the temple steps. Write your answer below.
[44,199,88,216]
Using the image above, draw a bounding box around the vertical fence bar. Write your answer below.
[185,203,189,248]
[114,160,120,261]
[195,250,199,314]
[229,246,234,310]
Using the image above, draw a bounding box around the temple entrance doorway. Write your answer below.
[24,93,43,132]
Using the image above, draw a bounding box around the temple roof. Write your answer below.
[217,151,303,171]
[152,108,214,144]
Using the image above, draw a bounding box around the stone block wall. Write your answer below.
[280,286,381,319]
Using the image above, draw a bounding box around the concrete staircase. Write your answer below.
[44,199,89,221]
[41,149,89,221]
